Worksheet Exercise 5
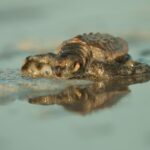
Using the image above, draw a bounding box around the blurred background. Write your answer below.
[0,1,150,150]
[0,0,150,68]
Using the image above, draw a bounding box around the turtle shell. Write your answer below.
[57,33,128,62]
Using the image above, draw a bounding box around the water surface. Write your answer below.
[0,0,150,150]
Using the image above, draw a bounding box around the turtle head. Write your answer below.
[21,53,56,78]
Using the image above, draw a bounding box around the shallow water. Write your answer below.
[0,0,150,150]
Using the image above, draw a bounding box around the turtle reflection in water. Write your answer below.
[21,33,150,80]
[29,75,150,114]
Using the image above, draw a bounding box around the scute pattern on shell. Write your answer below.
[76,32,128,52]
[57,32,129,62]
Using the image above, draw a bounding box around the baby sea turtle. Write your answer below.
[21,33,150,80]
